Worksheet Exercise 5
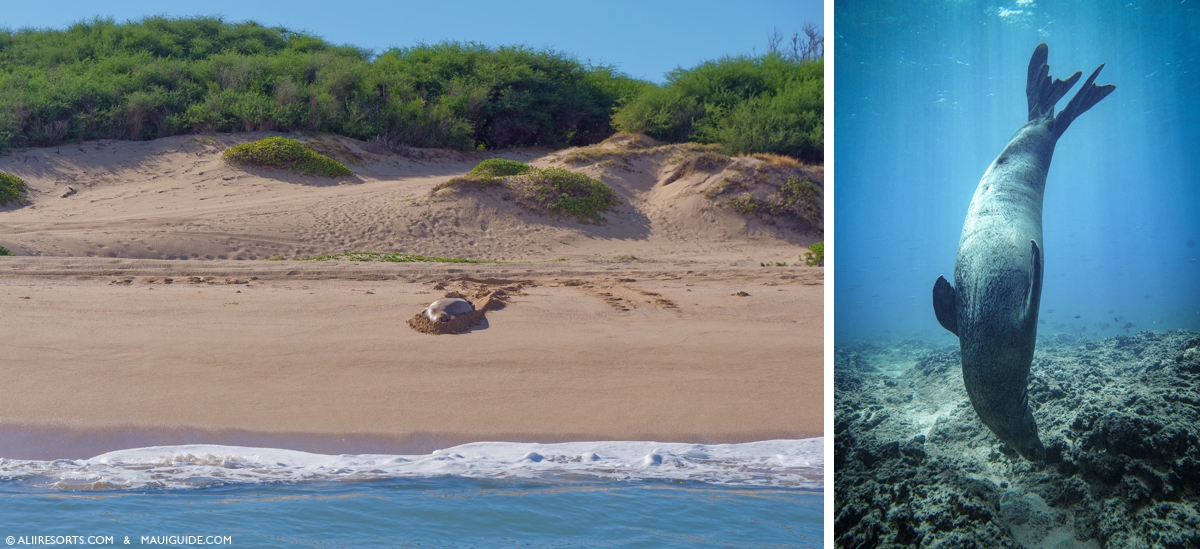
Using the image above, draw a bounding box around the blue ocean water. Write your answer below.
[0,441,823,547]
[835,0,1200,342]
[0,479,820,548]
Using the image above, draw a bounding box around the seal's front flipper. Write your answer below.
[933,275,958,336]
[1025,240,1044,323]
[1027,43,1081,121]
[1053,63,1116,137]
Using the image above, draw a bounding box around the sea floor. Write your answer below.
[834,330,1200,548]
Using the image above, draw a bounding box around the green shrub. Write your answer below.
[612,54,822,161]
[443,160,620,224]
[728,195,759,214]
[526,168,620,224]
[439,158,533,191]
[0,15,825,162]
[469,158,532,178]
[772,176,821,225]
[0,172,29,206]
[0,245,12,256]
[0,17,644,152]
[223,136,353,177]
[0,15,823,162]
[804,241,823,266]
[699,82,823,159]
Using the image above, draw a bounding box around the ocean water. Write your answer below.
[0,439,823,547]
[835,0,1200,343]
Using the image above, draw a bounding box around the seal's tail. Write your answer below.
[1053,62,1116,138]
[1026,43,1080,122]
[1026,43,1116,136]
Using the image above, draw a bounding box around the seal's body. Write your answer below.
[933,43,1114,461]
[425,298,474,322]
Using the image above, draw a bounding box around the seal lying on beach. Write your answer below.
[424,297,474,322]
[932,43,1114,461]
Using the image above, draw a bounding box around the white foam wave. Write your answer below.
[0,439,821,491]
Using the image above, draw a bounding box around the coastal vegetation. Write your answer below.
[728,195,760,214]
[611,54,823,161]
[0,16,822,161]
[0,245,11,256]
[0,17,646,152]
[222,136,353,177]
[441,159,620,224]
[521,167,620,224]
[469,158,533,179]
[775,176,821,222]
[0,172,28,205]
[699,159,821,233]
[804,241,823,266]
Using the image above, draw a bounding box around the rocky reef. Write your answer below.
[835,330,1200,548]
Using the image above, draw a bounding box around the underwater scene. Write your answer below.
[834,0,1200,547]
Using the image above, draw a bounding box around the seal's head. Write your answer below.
[1010,406,1046,461]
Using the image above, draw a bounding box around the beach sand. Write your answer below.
[0,134,822,459]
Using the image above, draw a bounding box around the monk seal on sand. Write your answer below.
[932,43,1114,461]
[424,298,474,322]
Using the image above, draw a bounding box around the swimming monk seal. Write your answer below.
[424,298,474,322]
[932,43,1114,461]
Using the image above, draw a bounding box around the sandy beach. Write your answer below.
[0,134,822,459]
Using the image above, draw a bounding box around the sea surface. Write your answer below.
[0,439,823,547]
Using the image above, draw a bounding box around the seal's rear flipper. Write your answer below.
[933,275,958,336]
[1027,43,1081,122]
[1053,63,1116,137]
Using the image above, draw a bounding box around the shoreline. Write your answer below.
[0,422,817,461]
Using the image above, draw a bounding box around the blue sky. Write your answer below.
[4,1,823,83]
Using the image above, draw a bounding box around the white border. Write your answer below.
[822,0,835,546]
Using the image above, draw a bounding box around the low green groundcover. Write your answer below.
[804,241,823,266]
[527,168,620,224]
[468,158,532,178]
[447,159,620,224]
[222,137,353,177]
[0,172,28,206]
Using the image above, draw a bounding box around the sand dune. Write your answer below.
[0,132,818,264]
